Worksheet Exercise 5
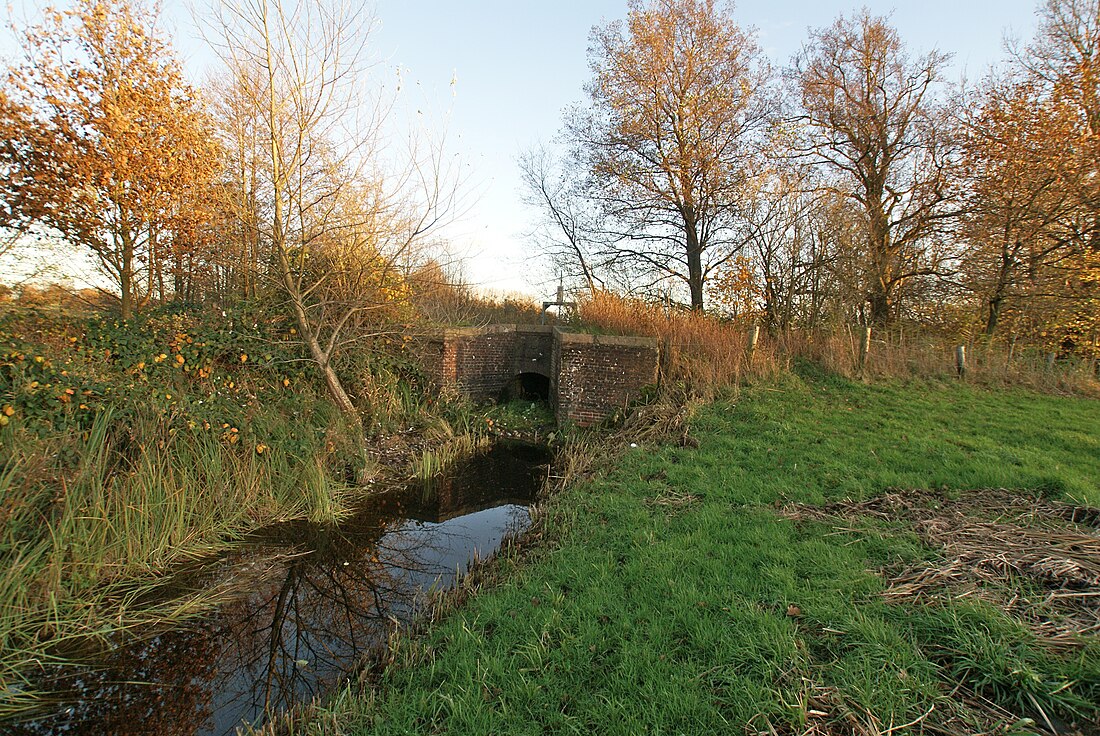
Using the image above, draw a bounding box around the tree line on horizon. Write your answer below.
[522,0,1100,356]
[0,0,1097,370]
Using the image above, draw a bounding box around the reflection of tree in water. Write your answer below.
[224,501,531,725]
[11,442,545,736]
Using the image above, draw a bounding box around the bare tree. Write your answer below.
[793,11,957,326]
[518,143,610,295]
[732,163,835,330]
[207,0,459,421]
[565,0,773,311]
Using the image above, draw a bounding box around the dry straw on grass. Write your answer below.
[779,488,1100,736]
[748,678,1028,736]
[784,488,1100,652]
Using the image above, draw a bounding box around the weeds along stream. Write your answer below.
[6,439,552,736]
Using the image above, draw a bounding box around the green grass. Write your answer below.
[314,366,1099,734]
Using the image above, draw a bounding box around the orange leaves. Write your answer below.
[0,0,221,319]
[572,0,771,310]
[709,255,762,320]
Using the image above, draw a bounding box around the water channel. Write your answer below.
[10,440,551,736]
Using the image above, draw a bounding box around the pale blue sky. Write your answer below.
[363,0,1040,297]
[4,0,1042,296]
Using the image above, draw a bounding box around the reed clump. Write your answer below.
[409,433,492,482]
[574,291,780,397]
[0,407,357,716]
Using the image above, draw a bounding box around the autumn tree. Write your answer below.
[1019,0,1100,350]
[957,78,1083,335]
[563,0,773,311]
[793,11,956,326]
[208,0,459,420]
[0,0,219,319]
[1025,0,1100,136]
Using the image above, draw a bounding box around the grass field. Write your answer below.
[311,365,1099,735]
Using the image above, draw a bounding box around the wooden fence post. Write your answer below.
[859,327,871,375]
[1046,352,1057,371]
[955,345,967,378]
[747,324,760,359]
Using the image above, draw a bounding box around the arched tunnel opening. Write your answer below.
[503,372,551,402]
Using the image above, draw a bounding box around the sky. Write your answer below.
[3,0,1044,298]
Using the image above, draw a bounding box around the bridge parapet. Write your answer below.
[551,329,659,426]
[420,325,657,426]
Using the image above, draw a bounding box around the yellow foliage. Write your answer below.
[708,255,762,320]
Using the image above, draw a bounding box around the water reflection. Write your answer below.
[11,440,549,736]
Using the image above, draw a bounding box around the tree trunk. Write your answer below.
[120,229,134,320]
[292,298,360,421]
[868,286,891,326]
[985,239,1015,337]
[685,219,704,311]
[985,295,1003,336]
[866,187,895,326]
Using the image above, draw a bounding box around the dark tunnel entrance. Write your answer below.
[503,372,551,402]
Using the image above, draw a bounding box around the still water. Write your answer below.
[11,440,551,736]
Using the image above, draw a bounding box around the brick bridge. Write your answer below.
[421,325,658,426]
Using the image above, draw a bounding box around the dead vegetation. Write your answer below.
[643,485,701,514]
[749,676,1034,736]
[785,487,1100,652]
[778,488,1100,736]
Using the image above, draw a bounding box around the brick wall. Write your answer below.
[552,329,659,426]
[420,325,657,426]
[421,325,554,402]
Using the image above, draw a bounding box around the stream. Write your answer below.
[10,440,551,736]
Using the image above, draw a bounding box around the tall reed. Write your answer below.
[0,409,354,717]
[409,434,492,482]
[575,291,780,397]
[575,291,1098,397]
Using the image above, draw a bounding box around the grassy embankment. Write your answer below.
[309,365,1099,735]
[0,304,506,717]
